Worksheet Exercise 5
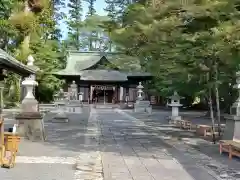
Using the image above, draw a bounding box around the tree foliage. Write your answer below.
[0,0,66,104]
[107,0,240,111]
[66,0,110,51]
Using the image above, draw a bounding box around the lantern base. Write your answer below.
[15,112,45,141]
[134,100,151,113]
[223,114,240,140]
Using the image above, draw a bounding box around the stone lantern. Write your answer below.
[21,76,38,111]
[168,91,183,121]
[25,55,39,97]
[134,82,151,113]
[53,89,69,123]
[21,55,38,111]
[15,55,45,141]
[136,82,144,100]
[223,70,240,140]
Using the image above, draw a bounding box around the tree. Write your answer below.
[81,15,110,51]
[85,0,96,17]
[108,0,240,142]
[104,0,117,20]
[1,0,67,103]
[66,0,83,50]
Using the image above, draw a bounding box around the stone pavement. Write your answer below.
[98,108,215,180]
[2,106,240,180]
[119,109,240,180]
[0,106,103,180]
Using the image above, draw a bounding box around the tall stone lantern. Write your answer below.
[15,55,45,141]
[134,82,151,113]
[21,55,39,111]
[21,55,39,99]
[21,76,38,111]
[223,70,240,141]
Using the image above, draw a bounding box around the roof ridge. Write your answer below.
[67,50,125,55]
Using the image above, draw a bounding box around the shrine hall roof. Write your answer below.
[80,70,128,81]
[0,49,35,75]
[53,51,152,81]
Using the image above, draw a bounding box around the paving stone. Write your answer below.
[115,109,231,180]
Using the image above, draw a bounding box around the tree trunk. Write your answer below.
[207,72,216,144]
[209,88,216,143]
[22,0,31,59]
[214,62,221,137]
[109,40,112,52]
[89,32,93,51]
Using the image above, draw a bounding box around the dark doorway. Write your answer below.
[93,89,114,103]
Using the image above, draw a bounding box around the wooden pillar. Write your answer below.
[113,86,116,103]
[129,88,134,101]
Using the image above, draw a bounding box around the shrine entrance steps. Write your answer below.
[94,103,119,109]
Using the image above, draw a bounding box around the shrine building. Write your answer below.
[53,51,152,103]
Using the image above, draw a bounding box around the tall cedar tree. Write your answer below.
[85,0,96,17]
[104,0,116,19]
[67,0,83,50]
[84,0,96,50]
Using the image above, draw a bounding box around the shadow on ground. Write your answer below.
[5,107,240,180]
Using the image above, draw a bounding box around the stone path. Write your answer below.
[118,109,240,180]
[98,108,213,180]
[0,109,90,180]
[74,107,103,180]
[2,106,239,180]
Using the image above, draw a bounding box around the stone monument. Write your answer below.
[15,55,45,141]
[70,80,78,100]
[134,82,152,113]
[167,91,183,121]
[67,81,82,113]
[223,70,240,141]
[52,89,69,123]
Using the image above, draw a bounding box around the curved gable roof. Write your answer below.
[53,51,152,80]
[65,51,105,72]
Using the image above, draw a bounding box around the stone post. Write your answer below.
[223,70,240,141]
[119,86,123,102]
[15,55,45,141]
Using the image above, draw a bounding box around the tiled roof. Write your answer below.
[65,51,104,72]
[80,70,128,81]
[53,51,152,81]
[0,49,35,75]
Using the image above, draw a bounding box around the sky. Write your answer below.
[59,0,107,39]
